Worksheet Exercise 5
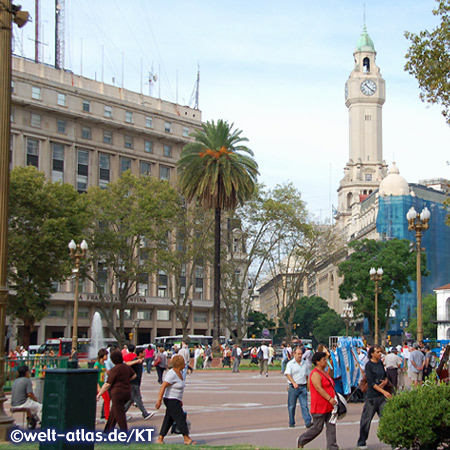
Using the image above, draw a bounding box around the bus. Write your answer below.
[154,335,226,355]
[38,337,118,359]
[38,338,91,358]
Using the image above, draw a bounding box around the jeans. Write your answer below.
[357,396,386,446]
[281,359,288,373]
[288,384,312,427]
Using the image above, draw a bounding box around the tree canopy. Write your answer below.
[407,293,437,340]
[8,166,86,347]
[84,171,180,345]
[405,0,450,124]
[338,239,420,341]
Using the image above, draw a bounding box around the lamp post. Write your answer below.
[399,319,409,343]
[341,304,354,337]
[68,239,88,355]
[0,2,29,438]
[132,318,141,346]
[369,267,383,345]
[406,206,430,343]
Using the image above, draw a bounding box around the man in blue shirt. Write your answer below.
[285,346,313,429]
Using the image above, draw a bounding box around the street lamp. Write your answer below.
[341,304,354,337]
[399,319,409,343]
[68,239,88,356]
[369,267,383,345]
[132,318,141,346]
[406,206,430,342]
[0,1,29,438]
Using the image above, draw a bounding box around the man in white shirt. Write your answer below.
[285,346,313,429]
[384,347,402,389]
[178,342,191,380]
[257,342,269,377]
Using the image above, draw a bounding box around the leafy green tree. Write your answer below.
[177,119,259,349]
[338,239,420,343]
[406,293,437,340]
[312,310,346,346]
[159,204,214,342]
[288,296,330,340]
[221,183,313,345]
[8,166,86,348]
[84,172,180,345]
[247,310,275,339]
[405,0,450,124]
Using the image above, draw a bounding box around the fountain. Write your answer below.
[89,312,105,359]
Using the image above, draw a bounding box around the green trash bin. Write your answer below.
[39,369,97,450]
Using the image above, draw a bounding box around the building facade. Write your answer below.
[8,56,216,346]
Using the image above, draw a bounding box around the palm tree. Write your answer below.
[177,120,259,350]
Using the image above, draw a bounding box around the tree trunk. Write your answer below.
[212,207,221,351]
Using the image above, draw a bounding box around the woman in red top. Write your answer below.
[297,351,339,450]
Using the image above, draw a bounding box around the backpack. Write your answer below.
[257,348,263,359]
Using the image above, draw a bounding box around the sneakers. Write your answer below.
[126,416,132,422]
[144,411,157,420]
[306,422,313,429]
[297,437,304,448]
[97,418,106,424]
[289,424,295,428]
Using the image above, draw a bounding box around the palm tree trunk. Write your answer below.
[213,206,221,351]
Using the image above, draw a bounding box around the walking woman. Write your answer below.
[155,355,196,445]
[154,347,168,384]
[97,350,136,432]
[297,351,339,450]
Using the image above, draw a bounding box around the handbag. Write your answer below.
[359,375,368,393]
[153,355,161,367]
[335,393,347,419]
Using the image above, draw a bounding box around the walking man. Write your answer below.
[232,344,242,373]
[124,345,156,420]
[203,345,212,369]
[285,346,313,429]
[384,347,402,390]
[281,343,291,374]
[179,342,191,380]
[357,345,392,448]
[258,341,269,377]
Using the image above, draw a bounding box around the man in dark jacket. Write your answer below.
[357,345,392,448]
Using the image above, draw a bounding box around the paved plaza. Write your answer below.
[10,368,393,449]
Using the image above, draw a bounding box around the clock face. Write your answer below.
[361,79,377,96]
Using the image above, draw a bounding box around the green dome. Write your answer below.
[355,25,375,52]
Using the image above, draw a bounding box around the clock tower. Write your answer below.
[337,26,388,230]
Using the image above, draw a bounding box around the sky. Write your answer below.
[13,0,450,222]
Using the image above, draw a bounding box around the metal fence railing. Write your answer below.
[4,356,69,391]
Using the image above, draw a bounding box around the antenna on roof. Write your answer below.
[363,2,366,27]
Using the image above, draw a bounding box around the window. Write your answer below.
[157,310,170,321]
[104,105,112,118]
[137,310,152,320]
[103,130,112,144]
[138,273,148,296]
[57,119,66,134]
[163,144,172,157]
[48,306,65,318]
[159,165,170,180]
[180,264,186,295]
[125,111,133,123]
[365,173,373,181]
[81,126,91,139]
[10,108,14,123]
[52,143,64,183]
[57,93,66,106]
[144,140,152,153]
[158,270,168,297]
[195,266,203,300]
[9,135,13,170]
[120,157,131,174]
[182,127,189,137]
[194,311,207,323]
[77,149,89,193]
[145,116,153,128]
[164,121,172,133]
[82,99,91,112]
[140,161,151,176]
[365,115,371,121]
[98,264,108,293]
[116,309,131,320]
[26,138,39,167]
[31,113,41,128]
[11,80,14,93]
[99,153,110,188]
[31,86,41,100]
[124,135,133,149]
